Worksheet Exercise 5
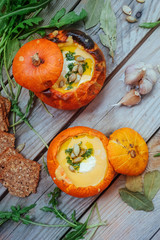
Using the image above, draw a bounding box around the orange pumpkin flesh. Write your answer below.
[36,30,106,110]
[47,126,115,198]
[107,128,149,176]
[12,39,63,93]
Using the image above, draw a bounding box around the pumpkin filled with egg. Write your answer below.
[47,126,115,198]
[12,30,106,110]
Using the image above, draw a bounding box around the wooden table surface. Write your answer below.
[1,0,160,239]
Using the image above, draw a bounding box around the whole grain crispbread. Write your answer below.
[2,156,41,197]
[0,147,22,182]
[0,96,11,114]
[0,131,15,155]
[0,103,8,132]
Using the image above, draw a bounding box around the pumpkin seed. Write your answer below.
[122,5,132,15]
[16,143,25,153]
[59,80,65,88]
[75,55,85,62]
[78,64,84,75]
[126,16,137,23]
[73,157,83,163]
[68,165,75,172]
[69,73,77,83]
[72,65,78,72]
[136,0,145,3]
[80,149,86,156]
[71,152,76,158]
[74,74,81,83]
[52,30,58,37]
[73,144,80,156]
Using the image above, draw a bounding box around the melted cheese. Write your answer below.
[52,43,95,92]
[56,135,107,187]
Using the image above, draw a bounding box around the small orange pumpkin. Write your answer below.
[36,30,106,110]
[47,126,115,198]
[12,39,63,93]
[107,128,149,176]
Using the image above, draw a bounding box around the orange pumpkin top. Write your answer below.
[107,128,149,176]
[12,39,63,93]
[47,126,115,198]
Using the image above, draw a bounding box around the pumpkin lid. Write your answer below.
[12,39,63,93]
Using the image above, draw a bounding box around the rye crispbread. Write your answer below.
[0,147,22,182]
[0,131,15,155]
[0,103,8,131]
[2,156,41,197]
[0,96,11,114]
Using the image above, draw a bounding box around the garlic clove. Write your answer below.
[139,79,153,95]
[145,68,157,84]
[119,89,141,107]
[125,63,146,85]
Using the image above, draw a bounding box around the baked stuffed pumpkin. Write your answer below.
[47,126,115,198]
[12,30,106,110]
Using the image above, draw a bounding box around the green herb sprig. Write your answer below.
[0,1,87,147]
[0,188,107,239]
[139,21,160,29]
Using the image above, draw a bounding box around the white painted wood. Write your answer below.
[71,27,160,141]
[79,128,160,240]
[1,0,160,239]
[151,230,160,240]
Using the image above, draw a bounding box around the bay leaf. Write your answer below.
[126,175,143,193]
[84,0,104,30]
[99,0,117,61]
[144,170,160,200]
[6,39,20,70]
[119,188,154,212]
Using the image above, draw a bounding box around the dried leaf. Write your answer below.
[144,170,160,200]
[99,0,117,60]
[84,0,104,30]
[126,175,143,192]
[119,188,154,212]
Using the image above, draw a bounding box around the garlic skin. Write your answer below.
[118,89,141,107]
[125,62,146,85]
[139,66,157,95]
[139,79,153,95]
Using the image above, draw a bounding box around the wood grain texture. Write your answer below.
[79,128,160,240]
[1,0,160,239]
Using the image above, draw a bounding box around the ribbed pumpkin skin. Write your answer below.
[36,30,106,110]
[107,128,149,176]
[12,39,63,93]
[47,126,115,198]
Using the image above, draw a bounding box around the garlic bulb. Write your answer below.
[139,66,157,95]
[125,62,146,85]
[139,79,153,95]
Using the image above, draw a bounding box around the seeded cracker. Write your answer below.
[0,103,8,131]
[2,156,41,197]
[0,147,21,182]
[0,96,11,114]
[0,131,15,155]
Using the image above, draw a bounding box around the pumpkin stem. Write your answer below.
[31,53,41,66]
[130,150,136,158]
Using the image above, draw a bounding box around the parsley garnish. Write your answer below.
[66,51,75,61]
[65,148,73,154]
[82,148,93,159]
[68,63,74,71]
[66,85,73,90]
[82,62,89,72]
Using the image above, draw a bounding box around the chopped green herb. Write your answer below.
[66,51,75,61]
[66,157,80,170]
[66,85,73,90]
[68,63,74,71]
[154,153,160,157]
[65,148,73,154]
[82,62,89,72]
[82,148,93,159]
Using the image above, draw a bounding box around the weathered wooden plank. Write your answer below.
[79,128,160,240]
[151,230,160,240]
[1,23,160,240]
